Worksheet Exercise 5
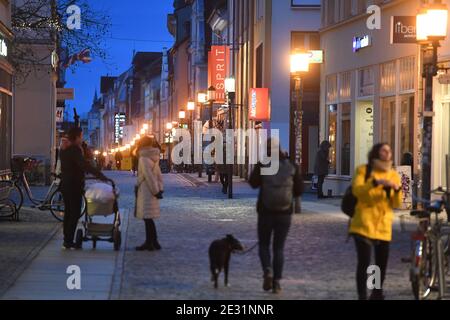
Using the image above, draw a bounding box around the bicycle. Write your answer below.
[8,156,86,222]
[403,187,450,300]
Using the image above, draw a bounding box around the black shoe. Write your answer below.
[62,242,75,250]
[153,241,162,251]
[272,280,282,294]
[369,289,385,300]
[263,271,273,291]
[135,243,155,251]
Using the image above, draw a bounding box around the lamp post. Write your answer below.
[197,92,207,178]
[225,78,236,199]
[416,2,448,204]
[207,86,216,183]
[166,122,174,170]
[290,52,310,214]
[187,101,195,173]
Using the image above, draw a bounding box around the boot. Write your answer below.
[272,280,282,294]
[136,220,155,251]
[263,270,273,291]
[369,289,385,300]
[148,219,161,250]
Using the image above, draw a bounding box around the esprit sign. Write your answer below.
[390,16,417,44]
[208,45,230,104]
[352,35,371,52]
[248,88,270,122]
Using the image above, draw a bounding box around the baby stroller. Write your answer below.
[75,178,121,250]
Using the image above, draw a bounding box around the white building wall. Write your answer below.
[270,1,321,152]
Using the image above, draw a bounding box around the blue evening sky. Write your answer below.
[65,0,174,118]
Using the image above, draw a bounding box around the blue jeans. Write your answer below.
[258,214,292,280]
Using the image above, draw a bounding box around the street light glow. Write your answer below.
[290,53,310,73]
[197,92,207,104]
[225,77,236,93]
[187,101,195,111]
[416,6,448,41]
[166,122,173,130]
[179,110,186,119]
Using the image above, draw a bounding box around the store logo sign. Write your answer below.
[353,35,371,52]
[0,39,8,57]
[248,88,270,121]
[390,16,417,44]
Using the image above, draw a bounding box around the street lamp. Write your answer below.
[225,77,236,199]
[197,92,207,178]
[179,110,186,120]
[290,52,310,214]
[416,2,448,212]
[206,86,216,183]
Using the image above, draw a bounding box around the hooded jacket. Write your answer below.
[349,165,402,242]
[135,147,164,220]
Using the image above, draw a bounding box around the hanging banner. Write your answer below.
[208,45,230,104]
[248,88,270,121]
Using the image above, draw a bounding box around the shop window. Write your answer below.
[326,74,338,103]
[327,104,338,174]
[399,56,415,92]
[381,96,396,163]
[358,67,374,97]
[380,61,396,95]
[339,71,351,101]
[400,95,414,164]
[341,103,351,175]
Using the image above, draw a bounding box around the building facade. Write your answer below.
[0,0,13,174]
[319,0,450,195]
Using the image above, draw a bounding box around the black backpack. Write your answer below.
[261,159,296,212]
[341,165,370,218]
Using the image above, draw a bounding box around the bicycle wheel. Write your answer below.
[9,183,23,212]
[411,238,436,300]
[49,190,87,222]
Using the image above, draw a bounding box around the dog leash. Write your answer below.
[234,242,259,255]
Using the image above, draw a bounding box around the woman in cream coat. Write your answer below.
[135,136,164,251]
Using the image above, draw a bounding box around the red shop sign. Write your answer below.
[208,45,230,104]
[248,88,270,121]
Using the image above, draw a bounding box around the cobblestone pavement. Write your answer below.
[113,171,415,300]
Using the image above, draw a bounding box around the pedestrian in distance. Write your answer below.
[59,127,108,250]
[349,143,402,300]
[314,140,332,199]
[249,139,303,294]
[134,136,164,251]
[131,144,138,176]
[115,151,123,171]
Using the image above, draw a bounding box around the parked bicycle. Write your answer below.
[8,156,86,222]
[402,187,450,300]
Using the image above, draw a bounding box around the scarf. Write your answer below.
[372,159,393,172]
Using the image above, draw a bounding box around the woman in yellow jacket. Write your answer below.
[349,143,402,300]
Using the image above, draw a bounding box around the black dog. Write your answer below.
[209,234,244,289]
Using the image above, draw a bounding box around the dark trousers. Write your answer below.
[62,188,82,244]
[258,214,292,280]
[317,175,326,197]
[144,219,158,246]
[354,236,390,300]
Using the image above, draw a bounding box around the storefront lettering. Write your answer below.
[353,35,371,52]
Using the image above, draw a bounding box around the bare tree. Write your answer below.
[11,0,111,83]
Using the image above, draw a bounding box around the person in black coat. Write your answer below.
[60,127,108,249]
[314,141,332,199]
[249,142,303,294]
